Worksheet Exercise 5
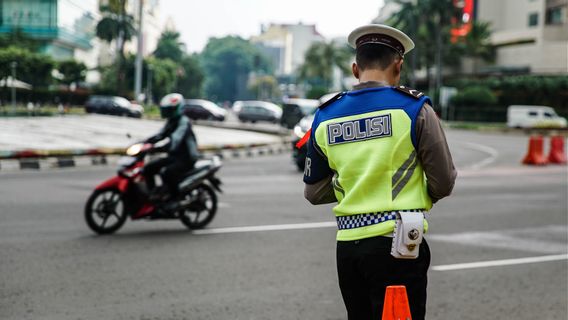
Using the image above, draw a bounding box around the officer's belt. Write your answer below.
[336,209,423,230]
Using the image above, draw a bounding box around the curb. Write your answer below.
[444,122,568,136]
[0,140,293,172]
[192,119,292,137]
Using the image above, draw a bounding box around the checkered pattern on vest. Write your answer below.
[336,210,422,230]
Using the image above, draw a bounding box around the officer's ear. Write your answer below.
[393,58,404,76]
[352,63,360,79]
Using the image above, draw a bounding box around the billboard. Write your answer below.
[451,0,475,41]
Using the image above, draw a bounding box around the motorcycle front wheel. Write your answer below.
[179,184,217,229]
[85,188,128,234]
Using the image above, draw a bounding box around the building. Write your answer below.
[0,0,100,81]
[251,23,325,76]
[0,0,164,84]
[372,0,568,75]
[477,0,568,74]
[99,0,164,67]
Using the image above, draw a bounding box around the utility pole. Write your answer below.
[134,0,144,102]
[146,65,153,104]
[10,61,17,113]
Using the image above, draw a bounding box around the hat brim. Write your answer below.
[348,24,415,55]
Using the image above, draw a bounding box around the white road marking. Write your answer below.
[428,225,568,254]
[432,254,568,271]
[192,221,336,235]
[463,142,499,169]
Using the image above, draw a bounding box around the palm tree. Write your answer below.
[96,0,135,95]
[456,21,495,73]
[390,0,465,98]
[154,30,185,62]
[298,41,352,91]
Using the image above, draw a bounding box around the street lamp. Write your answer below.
[10,61,17,113]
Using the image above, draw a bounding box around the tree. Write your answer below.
[175,54,204,98]
[390,0,462,92]
[298,41,352,91]
[248,75,280,101]
[455,21,495,72]
[0,46,54,88]
[0,28,41,51]
[200,36,272,102]
[96,0,135,95]
[154,30,185,62]
[57,60,87,85]
[98,55,177,101]
[147,57,178,100]
[152,31,204,98]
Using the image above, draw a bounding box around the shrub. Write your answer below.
[451,86,497,107]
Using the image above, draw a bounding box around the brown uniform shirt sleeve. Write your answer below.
[304,174,336,205]
[416,103,457,203]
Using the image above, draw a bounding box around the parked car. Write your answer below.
[280,98,320,129]
[291,93,339,171]
[233,100,282,123]
[183,99,226,121]
[507,105,567,128]
[85,95,143,118]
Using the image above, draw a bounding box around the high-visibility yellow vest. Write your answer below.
[306,86,432,241]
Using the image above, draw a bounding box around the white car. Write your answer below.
[507,105,567,128]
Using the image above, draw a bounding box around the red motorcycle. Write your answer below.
[85,143,222,234]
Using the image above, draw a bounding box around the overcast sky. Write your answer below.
[160,0,385,53]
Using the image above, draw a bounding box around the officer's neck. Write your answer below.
[358,69,398,86]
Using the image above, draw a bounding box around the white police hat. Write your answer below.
[347,24,415,56]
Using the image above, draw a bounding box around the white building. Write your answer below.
[251,23,325,76]
[477,0,568,74]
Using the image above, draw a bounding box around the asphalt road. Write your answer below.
[0,129,566,320]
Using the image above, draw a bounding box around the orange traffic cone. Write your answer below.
[548,136,567,164]
[522,135,548,165]
[382,285,412,320]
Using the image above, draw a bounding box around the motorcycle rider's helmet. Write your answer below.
[159,93,184,119]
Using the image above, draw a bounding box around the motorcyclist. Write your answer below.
[143,93,200,202]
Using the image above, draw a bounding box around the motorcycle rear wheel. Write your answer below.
[179,184,217,229]
[85,188,128,234]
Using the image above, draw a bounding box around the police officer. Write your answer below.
[303,24,456,320]
[144,93,200,202]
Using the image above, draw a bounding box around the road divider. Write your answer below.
[0,140,292,172]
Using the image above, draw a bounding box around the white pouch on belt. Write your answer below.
[391,211,424,259]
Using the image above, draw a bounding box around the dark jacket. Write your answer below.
[146,115,200,161]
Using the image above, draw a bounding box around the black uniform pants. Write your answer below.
[143,156,193,196]
[336,236,430,320]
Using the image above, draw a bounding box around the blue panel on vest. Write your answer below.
[327,114,392,145]
[311,87,431,150]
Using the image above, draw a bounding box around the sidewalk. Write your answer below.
[0,115,290,171]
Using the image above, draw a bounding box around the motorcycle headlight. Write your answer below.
[294,125,305,138]
[294,117,313,138]
[126,143,143,156]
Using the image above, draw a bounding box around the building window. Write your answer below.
[546,7,565,25]
[528,13,539,27]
